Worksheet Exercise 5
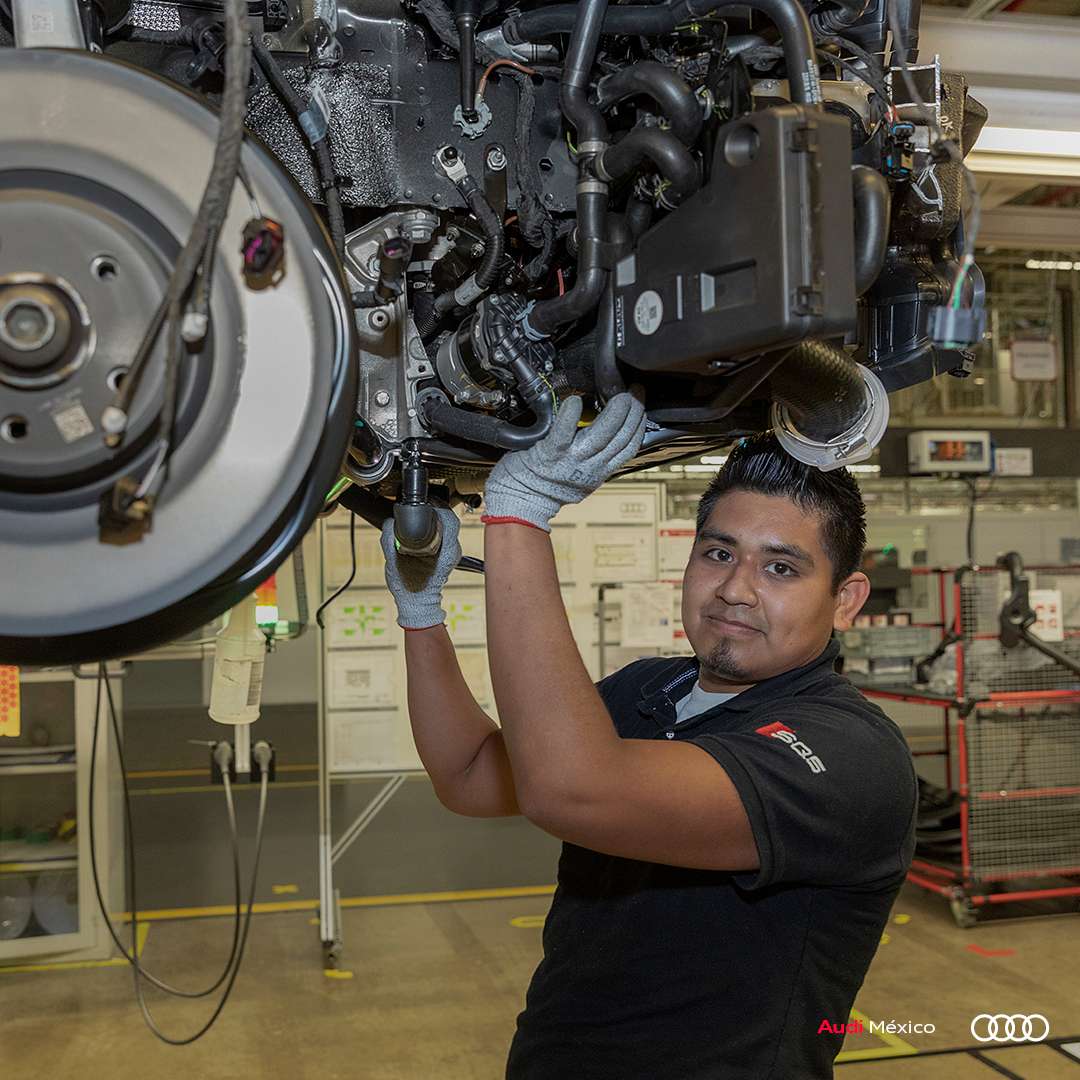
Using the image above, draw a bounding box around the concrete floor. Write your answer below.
[1,705,1079,1078]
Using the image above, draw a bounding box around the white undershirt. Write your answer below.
[673,681,741,724]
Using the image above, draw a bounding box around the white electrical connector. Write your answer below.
[209,594,266,752]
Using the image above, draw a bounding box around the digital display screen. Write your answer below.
[928,439,985,464]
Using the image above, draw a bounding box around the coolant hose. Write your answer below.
[594,61,703,146]
[417,355,555,450]
[506,0,820,106]
[525,187,608,336]
[558,0,611,147]
[852,165,890,297]
[771,340,867,442]
[594,127,700,205]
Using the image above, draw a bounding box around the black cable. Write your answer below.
[132,770,268,1045]
[102,0,249,475]
[250,36,346,258]
[315,510,357,628]
[88,666,242,998]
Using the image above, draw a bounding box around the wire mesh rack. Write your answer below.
[965,704,1080,881]
[853,566,1080,926]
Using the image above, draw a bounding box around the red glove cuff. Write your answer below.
[480,514,545,531]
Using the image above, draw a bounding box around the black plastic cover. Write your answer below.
[612,105,856,376]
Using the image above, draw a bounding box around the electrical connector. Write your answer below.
[211,739,236,784]
[251,739,276,783]
[930,305,986,349]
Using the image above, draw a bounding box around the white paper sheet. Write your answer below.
[326,652,398,709]
[328,710,418,772]
[658,520,696,574]
[587,525,657,583]
[621,582,676,647]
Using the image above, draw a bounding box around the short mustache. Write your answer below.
[704,612,764,632]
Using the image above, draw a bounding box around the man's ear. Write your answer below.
[833,572,871,631]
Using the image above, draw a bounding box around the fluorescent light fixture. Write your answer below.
[968,126,1080,179]
[1025,259,1079,271]
[699,455,728,465]
[847,464,881,475]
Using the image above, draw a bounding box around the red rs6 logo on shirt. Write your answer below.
[755,721,827,774]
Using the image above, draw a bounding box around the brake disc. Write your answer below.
[0,49,357,664]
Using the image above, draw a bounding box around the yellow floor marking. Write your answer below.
[834,1008,919,1063]
[0,922,150,975]
[126,764,316,780]
[893,913,911,924]
[129,779,319,796]
[510,915,546,928]
[308,917,320,926]
[324,969,354,979]
[880,932,890,945]
[272,884,300,895]
[338,885,555,909]
[109,885,557,924]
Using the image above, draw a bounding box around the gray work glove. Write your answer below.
[380,507,463,629]
[482,391,648,532]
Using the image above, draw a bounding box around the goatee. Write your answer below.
[699,638,753,684]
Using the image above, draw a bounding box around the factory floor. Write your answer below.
[2,705,1080,1079]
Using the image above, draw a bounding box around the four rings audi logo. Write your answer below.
[970,1014,1051,1043]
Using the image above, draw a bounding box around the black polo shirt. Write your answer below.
[505,638,917,1080]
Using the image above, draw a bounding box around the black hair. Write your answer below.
[695,432,866,592]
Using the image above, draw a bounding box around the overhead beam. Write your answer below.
[979,205,1080,250]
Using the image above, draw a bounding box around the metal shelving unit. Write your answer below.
[0,667,122,964]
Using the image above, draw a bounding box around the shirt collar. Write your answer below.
[637,637,841,715]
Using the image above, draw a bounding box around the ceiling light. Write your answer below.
[1025,259,1078,271]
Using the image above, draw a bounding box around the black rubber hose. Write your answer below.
[420,391,555,450]
[624,195,653,239]
[594,61,703,146]
[455,0,481,122]
[466,187,504,291]
[851,165,890,297]
[526,188,608,336]
[250,36,346,257]
[419,352,556,449]
[594,277,627,402]
[559,0,611,147]
[771,340,867,441]
[812,0,871,32]
[595,127,700,205]
[507,0,820,107]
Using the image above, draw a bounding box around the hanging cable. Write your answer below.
[88,666,270,1043]
[315,510,357,628]
[89,667,242,997]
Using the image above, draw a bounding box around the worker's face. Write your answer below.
[681,491,870,691]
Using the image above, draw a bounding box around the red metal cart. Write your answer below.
[852,565,1080,928]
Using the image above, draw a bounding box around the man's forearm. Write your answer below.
[483,522,621,809]
[402,624,500,799]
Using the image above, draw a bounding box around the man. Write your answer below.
[380,394,917,1080]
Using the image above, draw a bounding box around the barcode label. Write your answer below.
[246,660,264,707]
